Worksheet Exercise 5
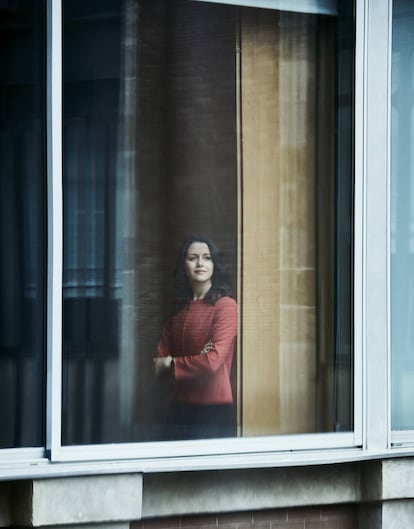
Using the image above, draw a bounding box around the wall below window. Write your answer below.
[2,458,414,528]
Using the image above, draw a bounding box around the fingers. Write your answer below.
[153,356,172,377]
[200,339,213,355]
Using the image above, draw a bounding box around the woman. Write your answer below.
[153,236,237,440]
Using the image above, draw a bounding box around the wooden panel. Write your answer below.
[241,10,319,435]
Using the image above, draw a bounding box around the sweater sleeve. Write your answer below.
[173,297,237,381]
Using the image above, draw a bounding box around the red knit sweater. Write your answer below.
[157,296,237,404]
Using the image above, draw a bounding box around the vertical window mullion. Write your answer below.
[352,0,367,448]
[363,0,393,451]
[46,0,63,458]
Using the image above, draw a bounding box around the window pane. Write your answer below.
[62,0,354,445]
[240,4,354,436]
[391,0,414,430]
[0,0,46,448]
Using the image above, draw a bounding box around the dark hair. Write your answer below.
[173,236,233,312]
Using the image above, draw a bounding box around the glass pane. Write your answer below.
[62,0,354,445]
[0,0,46,448]
[239,3,354,435]
[391,0,414,430]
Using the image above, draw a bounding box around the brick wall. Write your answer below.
[133,506,358,529]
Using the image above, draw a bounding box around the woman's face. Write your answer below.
[184,241,214,288]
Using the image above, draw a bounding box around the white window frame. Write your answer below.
[43,0,362,467]
[362,0,393,453]
[46,0,63,460]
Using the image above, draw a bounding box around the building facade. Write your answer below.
[1,0,414,528]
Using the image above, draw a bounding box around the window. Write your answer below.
[391,0,414,432]
[0,0,46,448]
[61,0,354,446]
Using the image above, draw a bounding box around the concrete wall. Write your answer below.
[2,458,414,528]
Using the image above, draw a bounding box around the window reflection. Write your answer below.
[0,0,46,448]
[391,0,414,430]
[62,0,354,445]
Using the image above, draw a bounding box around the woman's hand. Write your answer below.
[153,355,174,377]
[200,340,213,355]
